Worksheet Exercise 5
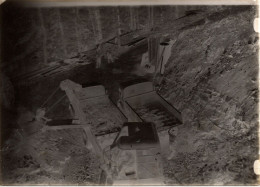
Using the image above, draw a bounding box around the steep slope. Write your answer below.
[159,6,258,184]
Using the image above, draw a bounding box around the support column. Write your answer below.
[148,6,154,30]
[175,6,179,19]
[130,7,137,30]
[94,8,103,44]
[116,7,121,47]
[38,8,47,64]
[57,9,67,58]
[74,8,80,52]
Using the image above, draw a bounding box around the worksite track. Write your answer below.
[123,90,182,131]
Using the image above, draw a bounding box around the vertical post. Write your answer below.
[94,8,103,44]
[136,7,139,30]
[130,7,138,30]
[148,37,151,63]
[38,8,47,64]
[75,8,80,52]
[160,7,163,24]
[89,8,103,68]
[57,8,67,58]
[130,7,134,30]
[148,6,154,30]
[151,6,154,29]
[116,7,121,47]
[149,36,159,67]
[175,6,179,19]
[89,9,97,43]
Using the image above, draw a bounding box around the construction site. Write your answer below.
[0,2,259,185]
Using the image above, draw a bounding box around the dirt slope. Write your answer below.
[159,6,258,185]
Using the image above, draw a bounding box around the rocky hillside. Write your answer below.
[158,6,258,184]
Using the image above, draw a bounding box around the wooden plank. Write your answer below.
[60,80,104,162]
[47,124,83,130]
[13,65,59,80]
[41,65,61,75]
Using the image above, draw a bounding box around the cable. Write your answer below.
[40,86,60,108]
[45,95,67,114]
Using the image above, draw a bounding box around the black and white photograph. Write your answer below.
[0,1,259,185]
